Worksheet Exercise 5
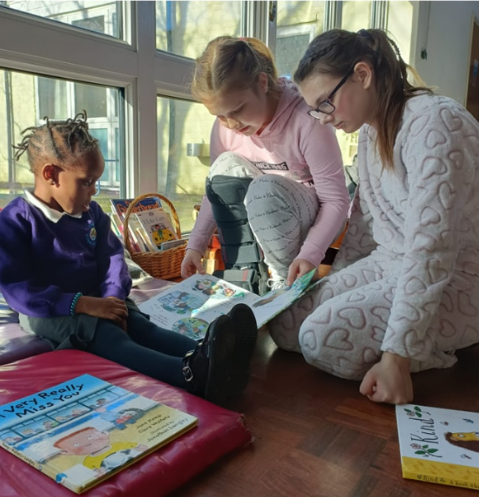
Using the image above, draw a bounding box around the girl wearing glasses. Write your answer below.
[269,28,479,405]
[181,36,350,290]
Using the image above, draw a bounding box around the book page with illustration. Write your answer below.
[0,374,197,494]
[138,269,318,340]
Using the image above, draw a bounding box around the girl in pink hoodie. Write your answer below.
[181,36,349,289]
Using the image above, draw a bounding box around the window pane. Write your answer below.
[336,1,371,169]
[341,1,372,32]
[38,77,68,119]
[155,1,243,57]
[75,83,107,118]
[386,1,414,65]
[1,1,122,39]
[0,72,12,192]
[72,15,105,33]
[157,96,216,233]
[90,128,109,159]
[0,69,123,210]
[276,2,326,79]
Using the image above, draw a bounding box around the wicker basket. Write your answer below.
[123,193,186,280]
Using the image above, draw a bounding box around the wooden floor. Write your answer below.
[171,329,479,497]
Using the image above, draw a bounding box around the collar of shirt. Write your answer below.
[23,190,82,223]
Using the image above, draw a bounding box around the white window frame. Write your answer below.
[276,22,316,41]
[0,1,408,200]
[0,1,194,198]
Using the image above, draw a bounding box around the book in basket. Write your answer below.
[138,269,319,340]
[0,374,197,494]
[134,207,178,250]
[110,197,162,222]
[396,403,479,491]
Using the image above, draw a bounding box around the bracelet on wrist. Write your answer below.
[70,292,83,316]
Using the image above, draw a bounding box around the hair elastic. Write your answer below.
[357,28,373,41]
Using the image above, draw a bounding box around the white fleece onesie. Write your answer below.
[269,94,479,380]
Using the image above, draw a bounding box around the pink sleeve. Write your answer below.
[296,120,350,267]
[186,120,226,255]
[209,119,227,164]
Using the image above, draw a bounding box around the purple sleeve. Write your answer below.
[93,204,132,299]
[0,203,76,317]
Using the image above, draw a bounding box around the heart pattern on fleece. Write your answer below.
[269,95,479,381]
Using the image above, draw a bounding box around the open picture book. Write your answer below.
[0,374,197,494]
[138,268,319,340]
[396,403,479,491]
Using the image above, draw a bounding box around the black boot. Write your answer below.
[226,303,258,392]
[182,304,258,406]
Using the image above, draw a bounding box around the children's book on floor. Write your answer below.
[0,374,197,494]
[396,403,479,491]
[138,269,319,340]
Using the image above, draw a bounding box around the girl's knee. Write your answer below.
[268,325,302,353]
[244,176,263,203]
[209,152,256,177]
[298,319,377,381]
[247,175,285,196]
[306,355,368,381]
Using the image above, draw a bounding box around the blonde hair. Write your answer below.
[191,36,279,101]
[294,29,433,171]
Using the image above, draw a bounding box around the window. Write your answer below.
[155,1,244,57]
[386,1,414,65]
[276,1,326,79]
[337,1,373,167]
[276,23,316,79]
[0,69,124,211]
[0,0,420,238]
[157,96,216,233]
[341,1,372,32]
[1,1,123,39]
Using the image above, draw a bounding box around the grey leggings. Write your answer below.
[209,152,319,280]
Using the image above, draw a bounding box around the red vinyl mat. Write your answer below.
[0,349,252,497]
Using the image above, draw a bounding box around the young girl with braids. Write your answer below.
[181,36,350,289]
[0,112,258,406]
[269,28,479,405]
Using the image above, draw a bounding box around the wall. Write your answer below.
[412,0,479,105]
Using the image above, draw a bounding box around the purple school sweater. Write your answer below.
[0,197,131,317]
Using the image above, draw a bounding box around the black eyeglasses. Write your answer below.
[308,67,354,119]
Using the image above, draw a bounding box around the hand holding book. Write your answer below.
[138,269,319,341]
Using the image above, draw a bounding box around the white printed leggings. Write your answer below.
[268,251,479,380]
[209,152,319,280]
